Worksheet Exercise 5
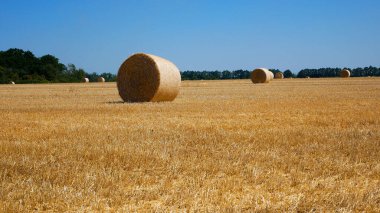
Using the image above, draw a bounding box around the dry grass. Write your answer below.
[0,78,379,211]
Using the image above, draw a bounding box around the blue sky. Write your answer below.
[1,0,379,73]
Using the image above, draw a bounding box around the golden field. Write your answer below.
[0,78,379,211]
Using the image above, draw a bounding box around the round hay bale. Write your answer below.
[269,71,274,80]
[274,72,284,79]
[340,69,350,78]
[117,53,181,102]
[250,68,271,83]
[9,81,15,84]
[97,77,105,82]
[82,78,89,83]
[306,76,310,79]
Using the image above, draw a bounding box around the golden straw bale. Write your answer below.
[250,68,271,83]
[275,72,284,79]
[97,77,105,82]
[82,78,89,83]
[117,53,181,102]
[269,71,274,80]
[340,69,350,78]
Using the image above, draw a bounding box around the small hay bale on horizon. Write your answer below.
[250,68,271,84]
[117,53,181,102]
[97,77,105,82]
[340,69,350,78]
[275,72,284,79]
[82,78,89,83]
[10,81,15,84]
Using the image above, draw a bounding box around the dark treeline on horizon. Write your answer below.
[182,66,380,80]
[0,48,115,84]
[181,69,290,80]
[1,48,379,84]
[297,67,380,78]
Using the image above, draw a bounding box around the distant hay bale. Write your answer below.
[97,77,105,82]
[250,68,271,83]
[340,69,350,78]
[274,72,284,79]
[82,78,89,83]
[117,53,181,102]
[306,76,310,79]
[9,81,15,84]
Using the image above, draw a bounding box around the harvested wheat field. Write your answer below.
[1,78,380,211]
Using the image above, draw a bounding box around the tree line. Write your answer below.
[0,48,115,84]
[1,48,379,84]
[297,67,380,78]
[181,69,295,80]
[181,67,380,79]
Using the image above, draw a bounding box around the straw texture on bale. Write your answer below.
[250,68,271,83]
[275,72,284,79]
[340,69,350,78]
[269,71,274,80]
[97,77,105,82]
[117,53,181,102]
[82,78,89,83]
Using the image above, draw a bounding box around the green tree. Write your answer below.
[88,72,99,82]
[100,72,116,82]
[283,70,293,78]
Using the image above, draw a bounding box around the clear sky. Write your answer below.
[1,0,379,73]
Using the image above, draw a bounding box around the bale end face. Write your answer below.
[275,72,284,79]
[340,69,350,78]
[97,77,105,82]
[117,53,181,102]
[251,68,271,84]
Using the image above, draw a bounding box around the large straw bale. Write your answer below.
[82,78,89,83]
[250,68,271,83]
[275,72,284,79]
[97,77,105,82]
[340,69,350,78]
[269,71,274,80]
[117,53,181,102]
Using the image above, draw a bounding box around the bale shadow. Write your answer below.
[106,101,125,104]
[105,100,148,105]
[105,100,171,105]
